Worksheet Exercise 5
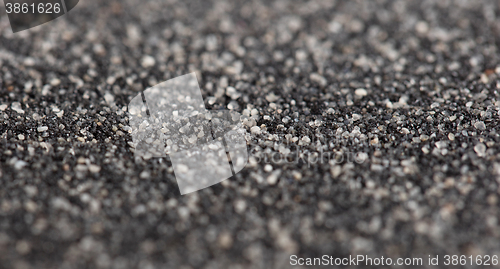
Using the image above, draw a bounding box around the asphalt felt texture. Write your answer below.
[1,0,500,268]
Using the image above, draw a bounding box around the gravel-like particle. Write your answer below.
[141,55,156,68]
[267,170,281,185]
[37,126,48,132]
[354,88,368,97]
[474,143,486,157]
[250,126,261,134]
[88,165,101,173]
[14,160,28,170]
[11,102,24,114]
[474,121,486,131]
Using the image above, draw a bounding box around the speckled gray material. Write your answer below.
[1,0,500,268]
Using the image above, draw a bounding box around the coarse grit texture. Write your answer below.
[1,0,500,268]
